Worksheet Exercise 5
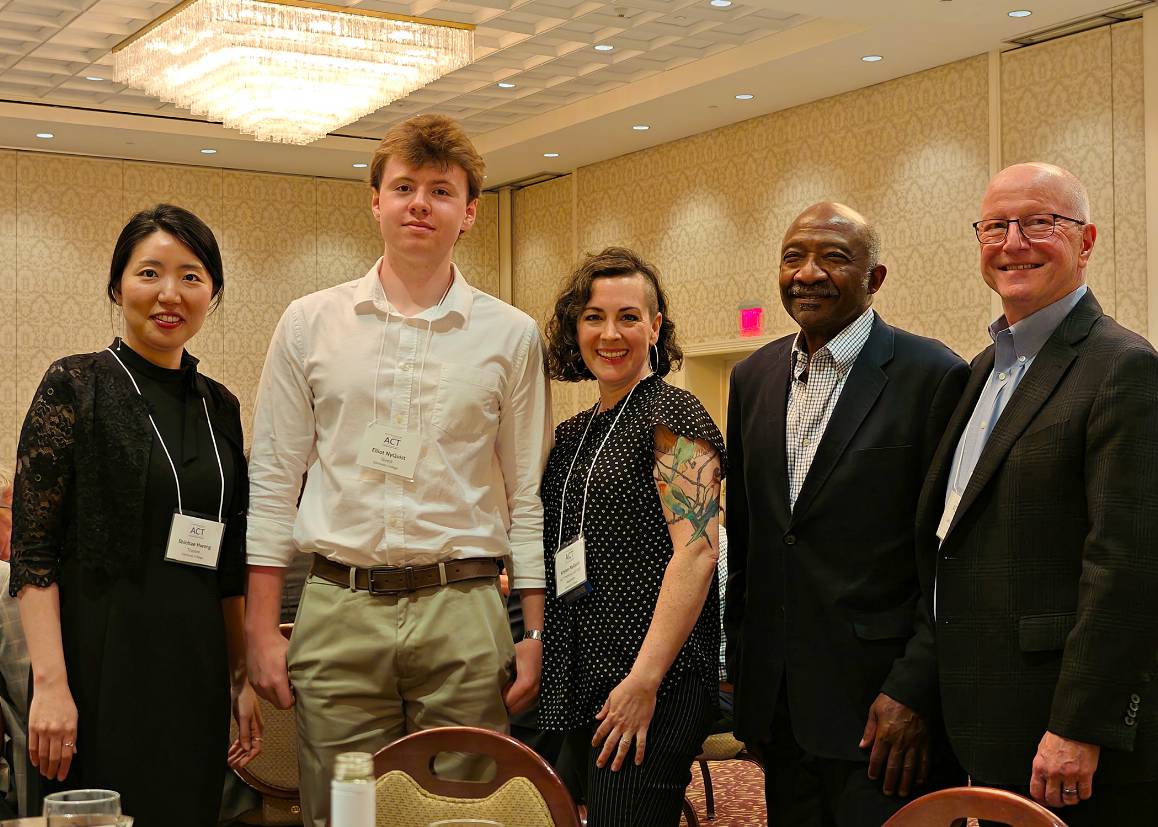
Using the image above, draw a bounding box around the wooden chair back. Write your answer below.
[884,787,1069,827]
[372,726,581,827]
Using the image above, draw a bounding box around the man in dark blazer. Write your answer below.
[917,162,1158,824]
[725,202,968,824]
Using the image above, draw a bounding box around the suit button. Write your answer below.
[784,533,797,546]
[1126,715,1137,727]
[1131,693,1141,704]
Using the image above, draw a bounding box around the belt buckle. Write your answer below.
[403,565,416,592]
[367,566,398,596]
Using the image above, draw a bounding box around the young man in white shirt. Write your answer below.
[244,114,551,827]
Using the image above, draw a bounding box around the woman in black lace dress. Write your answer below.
[10,205,262,825]
[539,247,725,826]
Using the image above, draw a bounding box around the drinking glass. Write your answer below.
[42,790,122,818]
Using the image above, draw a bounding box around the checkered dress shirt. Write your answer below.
[786,308,875,510]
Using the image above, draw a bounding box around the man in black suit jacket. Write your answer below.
[725,202,968,825]
[917,162,1158,824]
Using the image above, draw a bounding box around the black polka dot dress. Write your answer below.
[540,374,727,731]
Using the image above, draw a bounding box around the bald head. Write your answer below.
[785,202,881,271]
[985,162,1090,222]
[779,201,887,353]
[978,161,1097,324]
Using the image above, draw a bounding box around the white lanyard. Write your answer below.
[105,347,225,522]
[555,379,643,551]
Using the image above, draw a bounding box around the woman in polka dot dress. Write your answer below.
[539,247,726,826]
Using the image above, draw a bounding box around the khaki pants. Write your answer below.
[288,573,515,827]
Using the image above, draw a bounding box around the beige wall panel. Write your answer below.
[317,178,380,291]
[1112,21,1147,336]
[15,154,123,429]
[1002,28,1116,317]
[0,151,16,477]
[512,175,592,424]
[121,161,228,382]
[220,171,317,433]
[457,192,500,297]
[573,56,992,359]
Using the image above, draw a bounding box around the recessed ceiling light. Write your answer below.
[632,124,650,131]
[35,132,54,139]
[735,93,754,100]
[1008,9,1032,17]
[593,43,614,52]
[710,0,732,6]
[497,81,516,88]
[861,54,883,62]
[200,148,217,154]
[544,152,560,158]
[352,162,368,168]
[85,76,104,82]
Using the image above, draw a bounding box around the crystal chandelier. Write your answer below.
[113,0,474,144]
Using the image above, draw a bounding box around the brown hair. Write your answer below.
[369,114,485,203]
[545,246,682,382]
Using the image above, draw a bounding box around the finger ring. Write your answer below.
[1062,785,1078,795]
[62,741,74,747]
[619,736,632,746]
[252,736,264,741]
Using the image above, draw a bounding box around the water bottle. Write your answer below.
[331,751,375,827]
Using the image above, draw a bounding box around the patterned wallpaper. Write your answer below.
[1002,22,1145,334]
[1111,23,1147,337]
[573,56,993,361]
[512,175,597,423]
[456,192,501,298]
[0,155,385,475]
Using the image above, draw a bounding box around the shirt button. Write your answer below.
[1018,355,1027,363]
[979,422,987,430]
[401,363,412,371]
[801,436,810,445]
[393,414,406,426]
[998,372,1007,381]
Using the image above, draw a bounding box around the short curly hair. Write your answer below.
[545,246,682,382]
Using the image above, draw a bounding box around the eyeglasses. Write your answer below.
[973,213,1086,245]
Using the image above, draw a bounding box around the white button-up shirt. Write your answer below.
[246,261,552,590]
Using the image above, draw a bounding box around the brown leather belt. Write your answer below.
[310,553,499,595]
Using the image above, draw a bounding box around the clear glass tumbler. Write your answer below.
[42,790,122,818]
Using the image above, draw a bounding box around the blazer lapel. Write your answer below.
[790,317,891,523]
[915,346,993,539]
[756,342,793,529]
[945,292,1103,539]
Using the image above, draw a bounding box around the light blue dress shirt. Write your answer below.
[943,284,1088,515]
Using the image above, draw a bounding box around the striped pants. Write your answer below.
[564,674,714,827]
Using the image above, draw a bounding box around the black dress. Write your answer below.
[12,342,246,827]
[539,375,726,826]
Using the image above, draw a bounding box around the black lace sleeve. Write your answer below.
[11,361,79,595]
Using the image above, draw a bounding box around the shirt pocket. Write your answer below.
[432,362,503,440]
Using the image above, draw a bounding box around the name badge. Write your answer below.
[936,489,962,543]
[357,422,419,479]
[165,511,225,570]
[555,535,591,603]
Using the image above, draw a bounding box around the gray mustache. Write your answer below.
[790,288,838,298]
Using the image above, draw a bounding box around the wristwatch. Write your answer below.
[522,629,544,641]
